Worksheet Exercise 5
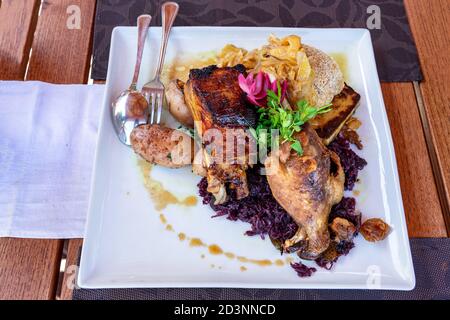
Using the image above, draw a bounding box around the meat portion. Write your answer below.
[309,84,361,145]
[184,65,256,204]
[185,65,256,131]
[265,124,345,259]
[131,124,193,168]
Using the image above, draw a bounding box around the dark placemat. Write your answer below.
[92,0,422,82]
[73,238,450,300]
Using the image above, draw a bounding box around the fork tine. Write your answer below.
[144,91,150,123]
[156,92,163,124]
[149,93,156,124]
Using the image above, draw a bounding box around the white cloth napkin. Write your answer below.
[0,81,105,239]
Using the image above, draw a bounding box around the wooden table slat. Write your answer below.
[382,83,447,237]
[0,0,40,80]
[0,239,63,300]
[26,0,97,83]
[405,0,450,231]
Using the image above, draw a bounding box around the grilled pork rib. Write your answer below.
[184,65,256,204]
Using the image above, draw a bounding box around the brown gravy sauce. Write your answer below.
[208,244,223,255]
[138,160,198,210]
[157,212,294,269]
[189,238,205,247]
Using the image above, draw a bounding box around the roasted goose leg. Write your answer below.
[265,124,345,259]
[184,65,256,204]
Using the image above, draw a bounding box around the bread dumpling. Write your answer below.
[303,44,345,107]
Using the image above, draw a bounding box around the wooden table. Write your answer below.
[0,0,448,300]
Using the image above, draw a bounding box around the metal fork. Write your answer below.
[142,2,179,124]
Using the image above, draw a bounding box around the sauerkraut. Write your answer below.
[217,35,317,106]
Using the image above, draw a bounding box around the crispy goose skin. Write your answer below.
[185,65,255,131]
[265,124,345,259]
[184,65,256,204]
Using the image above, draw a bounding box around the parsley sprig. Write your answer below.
[251,83,332,156]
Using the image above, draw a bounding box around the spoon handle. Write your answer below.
[131,14,152,89]
[154,2,179,79]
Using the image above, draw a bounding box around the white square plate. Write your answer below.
[78,27,415,290]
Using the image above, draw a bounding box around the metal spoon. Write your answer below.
[112,14,152,146]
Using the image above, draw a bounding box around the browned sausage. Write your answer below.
[131,124,193,168]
